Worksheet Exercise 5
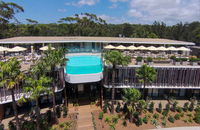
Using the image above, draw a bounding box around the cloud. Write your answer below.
[98,14,129,24]
[128,0,200,24]
[109,4,118,9]
[65,0,99,7]
[109,0,128,2]
[57,9,67,13]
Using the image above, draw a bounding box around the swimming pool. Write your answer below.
[66,55,103,75]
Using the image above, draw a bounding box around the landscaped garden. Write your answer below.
[92,89,200,130]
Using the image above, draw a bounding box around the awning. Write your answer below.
[115,45,126,50]
[157,46,168,51]
[137,45,147,50]
[126,45,137,50]
[167,46,178,51]
[8,46,27,52]
[104,45,115,49]
[0,46,9,52]
[39,46,55,51]
[177,47,190,51]
[146,46,158,51]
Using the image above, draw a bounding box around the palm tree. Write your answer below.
[136,64,156,99]
[43,46,67,122]
[0,58,24,130]
[122,88,141,122]
[104,50,131,113]
[24,75,51,130]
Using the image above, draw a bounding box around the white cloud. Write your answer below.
[65,0,99,6]
[98,14,129,24]
[109,4,118,9]
[57,9,67,13]
[109,0,128,2]
[128,0,200,24]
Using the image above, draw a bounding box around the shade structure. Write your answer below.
[115,45,126,50]
[126,45,137,50]
[177,47,190,51]
[167,46,178,51]
[157,46,168,51]
[147,46,158,51]
[39,46,55,51]
[137,45,147,50]
[104,45,115,49]
[8,46,27,52]
[0,46,9,52]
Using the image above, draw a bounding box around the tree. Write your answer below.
[23,61,51,130]
[122,88,141,121]
[136,64,156,99]
[104,50,131,113]
[0,1,24,38]
[0,58,24,130]
[43,46,67,122]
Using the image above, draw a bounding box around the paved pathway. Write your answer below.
[151,126,200,130]
[69,105,98,130]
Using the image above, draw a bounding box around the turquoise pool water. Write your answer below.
[66,55,102,74]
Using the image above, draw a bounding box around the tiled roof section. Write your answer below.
[0,36,195,45]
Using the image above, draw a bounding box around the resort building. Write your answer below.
[0,36,199,119]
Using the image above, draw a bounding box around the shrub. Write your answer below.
[195,106,200,113]
[162,110,169,117]
[189,102,194,112]
[175,58,181,62]
[46,110,52,124]
[189,57,200,62]
[151,119,158,127]
[174,114,181,120]
[168,116,175,123]
[103,103,109,113]
[135,117,143,126]
[153,113,159,119]
[157,102,162,113]
[162,119,167,127]
[133,111,140,119]
[194,112,200,124]
[143,116,148,124]
[63,105,68,118]
[122,120,127,127]
[56,106,61,118]
[165,103,170,112]
[22,121,36,130]
[136,56,143,62]
[176,106,183,113]
[116,102,121,113]
[181,58,188,62]
[170,56,176,60]
[183,102,189,112]
[149,102,154,113]
[123,103,128,113]
[98,112,104,120]
[147,57,153,62]
[171,101,178,112]
[8,121,16,130]
[180,113,184,117]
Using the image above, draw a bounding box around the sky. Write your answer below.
[3,0,200,25]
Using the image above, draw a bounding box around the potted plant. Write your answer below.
[147,57,153,65]
[189,57,199,66]
[180,58,188,65]
[136,56,143,65]
[174,58,181,65]
[170,55,176,64]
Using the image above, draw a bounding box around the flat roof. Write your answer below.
[0,36,195,45]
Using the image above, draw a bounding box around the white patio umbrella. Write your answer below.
[137,45,147,50]
[146,46,158,51]
[177,47,190,52]
[0,46,9,52]
[115,45,126,50]
[157,46,168,51]
[167,46,178,51]
[8,46,27,52]
[126,45,137,50]
[39,46,55,51]
[104,45,115,49]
